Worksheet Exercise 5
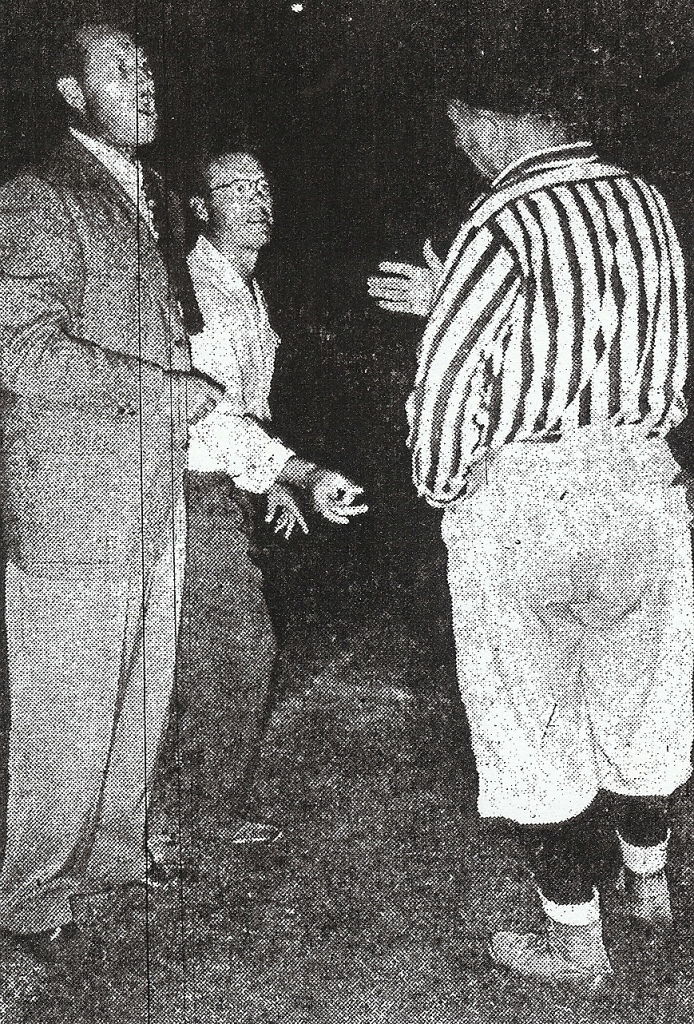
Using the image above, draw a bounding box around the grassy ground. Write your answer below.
[3,488,693,1024]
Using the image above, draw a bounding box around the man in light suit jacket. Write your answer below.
[0,23,221,935]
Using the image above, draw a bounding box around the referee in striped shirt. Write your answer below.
[369,84,694,983]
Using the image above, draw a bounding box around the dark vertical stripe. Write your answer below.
[442,365,487,492]
[410,232,503,439]
[585,181,628,419]
[609,180,652,422]
[565,186,606,413]
[507,202,537,439]
[483,342,509,447]
[544,188,585,426]
[649,191,681,424]
[623,178,665,416]
[424,267,517,493]
[608,251,625,417]
[449,325,514,479]
[578,381,592,426]
[524,196,560,432]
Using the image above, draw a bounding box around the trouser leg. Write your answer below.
[184,475,276,816]
[85,493,187,888]
[0,560,127,932]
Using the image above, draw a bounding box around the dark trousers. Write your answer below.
[518,795,669,904]
[181,472,277,816]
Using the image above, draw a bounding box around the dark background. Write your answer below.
[3,0,694,249]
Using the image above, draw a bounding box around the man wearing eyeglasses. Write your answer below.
[184,149,367,843]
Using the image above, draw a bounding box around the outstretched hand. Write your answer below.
[265,481,309,539]
[367,239,443,317]
[308,469,369,525]
[276,458,369,526]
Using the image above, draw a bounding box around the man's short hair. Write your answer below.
[201,136,264,182]
[52,23,130,83]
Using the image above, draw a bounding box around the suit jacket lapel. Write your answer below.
[42,136,165,273]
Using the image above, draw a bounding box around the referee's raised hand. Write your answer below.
[367,238,443,317]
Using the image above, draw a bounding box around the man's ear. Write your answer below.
[479,108,505,135]
[189,194,210,225]
[56,75,87,115]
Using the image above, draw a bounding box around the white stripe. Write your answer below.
[613,179,661,406]
[632,181,675,426]
[589,182,641,418]
[420,227,498,368]
[415,249,517,486]
[491,293,526,444]
[435,280,521,484]
[573,184,626,417]
[414,246,515,423]
[552,186,602,427]
[651,187,689,426]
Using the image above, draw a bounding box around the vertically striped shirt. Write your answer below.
[407,142,689,505]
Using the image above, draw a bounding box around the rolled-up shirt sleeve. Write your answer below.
[187,281,295,492]
[190,400,294,493]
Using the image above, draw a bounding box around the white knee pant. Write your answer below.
[443,426,694,825]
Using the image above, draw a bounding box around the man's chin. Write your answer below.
[137,120,159,146]
[250,226,272,245]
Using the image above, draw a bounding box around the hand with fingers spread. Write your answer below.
[265,481,309,539]
[367,238,444,317]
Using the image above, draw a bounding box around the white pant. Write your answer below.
[443,426,694,825]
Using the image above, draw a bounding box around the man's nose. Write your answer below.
[252,199,272,220]
[138,67,154,89]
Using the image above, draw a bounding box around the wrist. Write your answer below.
[276,456,322,490]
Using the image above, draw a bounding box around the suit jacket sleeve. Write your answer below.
[0,174,167,407]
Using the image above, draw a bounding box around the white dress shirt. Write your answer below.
[187,235,295,493]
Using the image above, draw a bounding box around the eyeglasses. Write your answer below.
[210,178,271,201]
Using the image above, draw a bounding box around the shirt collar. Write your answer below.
[468,141,598,213]
[70,128,141,198]
[491,141,598,190]
[190,234,253,295]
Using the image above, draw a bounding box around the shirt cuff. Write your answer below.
[235,438,296,494]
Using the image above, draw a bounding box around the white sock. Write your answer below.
[538,887,601,926]
[617,829,670,876]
